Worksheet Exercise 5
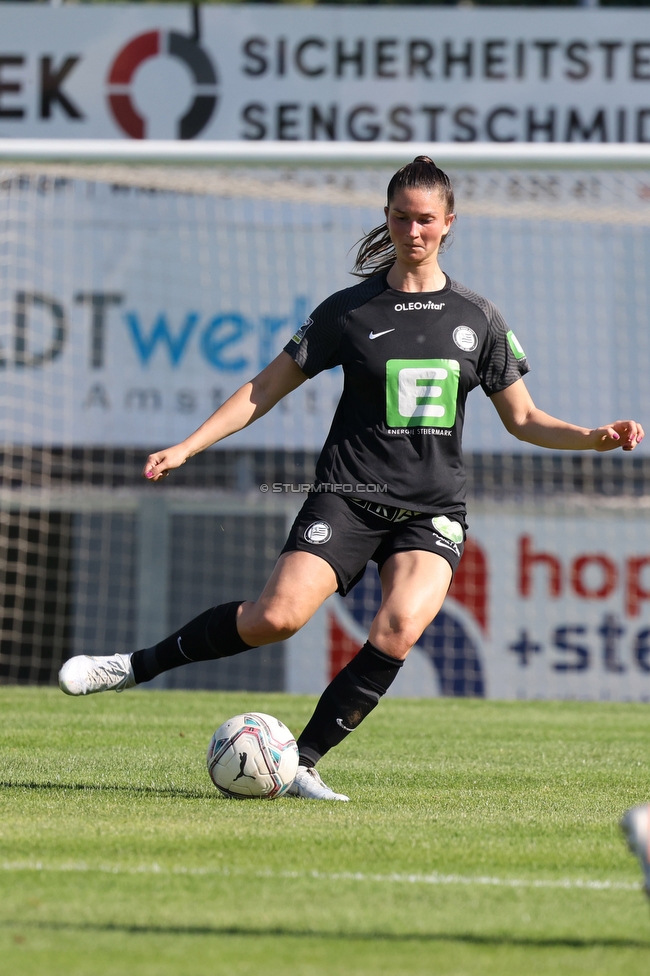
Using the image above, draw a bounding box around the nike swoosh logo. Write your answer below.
[368,329,395,340]
[435,538,459,554]
[336,718,355,732]
[177,636,192,662]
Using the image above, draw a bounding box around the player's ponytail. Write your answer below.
[352,156,455,278]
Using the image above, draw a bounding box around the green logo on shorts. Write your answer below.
[431,516,463,544]
[506,330,526,360]
[386,359,460,428]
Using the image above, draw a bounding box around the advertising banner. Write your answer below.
[2,5,650,143]
[0,172,349,448]
[313,510,650,702]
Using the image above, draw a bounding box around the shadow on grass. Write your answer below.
[0,780,212,800]
[2,919,650,950]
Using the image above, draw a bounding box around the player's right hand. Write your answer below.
[142,444,188,481]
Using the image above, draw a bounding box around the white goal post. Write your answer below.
[4,138,650,166]
[1,139,650,701]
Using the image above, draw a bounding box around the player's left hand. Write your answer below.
[593,420,645,452]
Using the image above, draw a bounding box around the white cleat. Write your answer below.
[620,803,650,898]
[58,653,136,696]
[286,766,349,802]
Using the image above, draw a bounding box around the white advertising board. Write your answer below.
[2,5,650,143]
[313,509,650,702]
[470,513,650,700]
[0,173,350,448]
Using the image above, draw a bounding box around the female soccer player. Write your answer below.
[59,157,644,801]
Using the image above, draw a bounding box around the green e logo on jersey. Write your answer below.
[506,330,526,360]
[386,359,460,428]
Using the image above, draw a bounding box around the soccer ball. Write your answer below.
[206,712,299,799]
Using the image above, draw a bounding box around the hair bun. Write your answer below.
[413,155,436,166]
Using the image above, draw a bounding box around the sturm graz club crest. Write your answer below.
[303,521,332,545]
[452,326,478,352]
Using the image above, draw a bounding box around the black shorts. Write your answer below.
[281,492,466,596]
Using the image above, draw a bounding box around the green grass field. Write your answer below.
[2,687,650,975]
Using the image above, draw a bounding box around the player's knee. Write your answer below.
[256,604,303,641]
[385,634,418,659]
[377,614,422,658]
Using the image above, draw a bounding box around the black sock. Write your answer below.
[297,641,403,767]
[131,601,253,683]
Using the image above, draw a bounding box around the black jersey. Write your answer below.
[283,272,529,516]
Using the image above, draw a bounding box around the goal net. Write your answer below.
[1,140,649,701]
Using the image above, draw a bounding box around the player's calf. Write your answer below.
[296,640,403,767]
[59,601,253,694]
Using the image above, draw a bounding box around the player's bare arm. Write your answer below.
[491,378,644,453]
[143,352,307,481]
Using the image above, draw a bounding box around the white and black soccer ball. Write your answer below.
[206,712,299,799]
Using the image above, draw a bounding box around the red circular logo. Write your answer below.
[107,30,218,139]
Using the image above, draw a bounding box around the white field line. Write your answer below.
[0,861,639,892]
